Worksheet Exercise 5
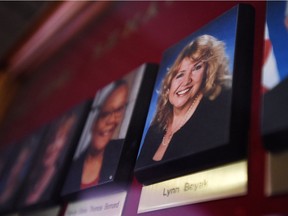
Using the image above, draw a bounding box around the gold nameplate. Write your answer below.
[138,160,247,213]
[266,151,288,196]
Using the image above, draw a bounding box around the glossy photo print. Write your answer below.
[135,4,254,184]
[16,101,91,210]
[262,1,288,152]
[61,65,157,198]
[0,129,45,214]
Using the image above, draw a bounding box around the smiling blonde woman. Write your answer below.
[137,34,232,165]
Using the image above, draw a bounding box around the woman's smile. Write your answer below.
[176,86,192,96]
[97,126,116,137]
[169,57,205,110]
[91,84,128,151]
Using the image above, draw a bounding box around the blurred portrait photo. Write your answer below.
[0,132,43,210]
[62,68,144,196]
[20,114,77,206]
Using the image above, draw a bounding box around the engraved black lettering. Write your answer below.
[90,205,103,212]
[163,188,168,197]
[184,180,208,192]
[78,208,88,214]
[104,201,120,210]
[163,187,180,197]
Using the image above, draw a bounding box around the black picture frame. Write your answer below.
[0,128,46,214]
[135,4,254,185]
[61,63,158,200]
[261,1,288,153]
[0,143,15,180]
[15,100,92,212]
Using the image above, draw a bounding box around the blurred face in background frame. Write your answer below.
[91,84,129,152]
[43,115,76,168]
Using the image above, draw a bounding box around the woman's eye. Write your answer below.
[175,73,184,79]
[194,64,202,71]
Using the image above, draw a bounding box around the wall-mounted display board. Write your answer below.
[135,4,254,185]
[61,64,158,201]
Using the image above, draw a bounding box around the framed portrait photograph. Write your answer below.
[61,64,158,200]
[262,1,288,152]
[0,128,46,214]
[135,4,254,185]
[15,100,92,211]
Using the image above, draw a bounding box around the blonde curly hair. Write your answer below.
[152,35,232,130]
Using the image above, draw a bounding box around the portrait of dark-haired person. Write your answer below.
[62,80,129,194]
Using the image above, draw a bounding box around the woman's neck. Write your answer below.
[88,146,104,158]
[171,93,203,132]
[87,149,104,161]
[81,150,104,185]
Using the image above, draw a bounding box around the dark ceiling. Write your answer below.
[0,1,51,62]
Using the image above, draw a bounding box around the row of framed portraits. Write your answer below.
[0,2,288,215]
[0,63,158,214]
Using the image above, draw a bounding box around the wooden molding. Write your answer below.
[5,1,112,76]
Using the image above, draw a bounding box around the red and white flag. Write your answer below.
[262,23,280,92]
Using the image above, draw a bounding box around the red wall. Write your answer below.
[2,1,288,215]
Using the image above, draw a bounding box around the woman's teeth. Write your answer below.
[177,88,191,96]
[99,127,115,136]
